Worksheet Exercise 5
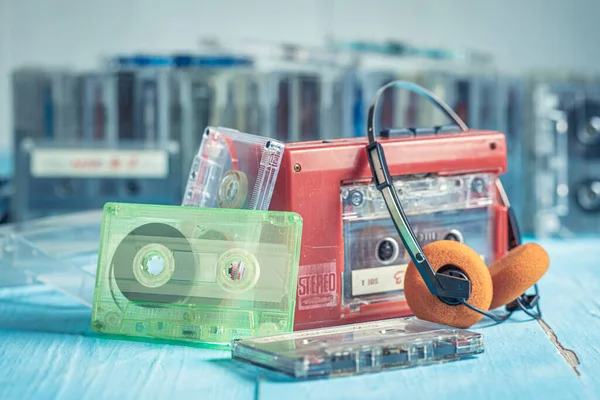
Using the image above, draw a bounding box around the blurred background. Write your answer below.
[1,0,599,238]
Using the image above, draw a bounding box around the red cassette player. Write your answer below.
[270,129,508,330]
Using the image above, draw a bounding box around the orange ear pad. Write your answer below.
[488,242,550,310]
[403,240,493,329]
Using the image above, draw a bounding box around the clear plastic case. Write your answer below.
[0,210,102,306]
[232,317,484,379]
[91,202,303,349]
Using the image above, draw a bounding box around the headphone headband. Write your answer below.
[364,80,531,323]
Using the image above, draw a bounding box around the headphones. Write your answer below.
[365,81,550,329]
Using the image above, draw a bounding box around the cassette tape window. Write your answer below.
[341,173,497,311]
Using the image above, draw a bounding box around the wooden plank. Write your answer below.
[527,237,600,399]
[251,238,593,400]
[0,238,598,400]
[0,285,257,399]
[251,317,585,400]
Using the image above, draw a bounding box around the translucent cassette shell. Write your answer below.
[232,317,484,379]
[182,126,284,211]
[91,202,302,349]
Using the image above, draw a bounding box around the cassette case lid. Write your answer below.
[92,202,303,348]
[182,126,284,210]
[0,210,102,306]
[232,318,484,379]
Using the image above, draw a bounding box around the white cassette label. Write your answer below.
[351,264,407,296]
[30,149,168,178]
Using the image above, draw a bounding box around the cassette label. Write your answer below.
[30,148,168,178]
[14,139,183,222]
[350,264,406,297]
[91,202,303,348]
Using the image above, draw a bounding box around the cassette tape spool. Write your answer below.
[231,317,484,379]
[91,202,303,348]
[182,126,284,210]
[340,173,496,312]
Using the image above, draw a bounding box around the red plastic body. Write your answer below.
[270,130,509,330]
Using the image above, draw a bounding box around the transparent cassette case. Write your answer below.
[91,202,302,348]
[232,318,484,379]
[0,210,102,306]
[182,127,284,210]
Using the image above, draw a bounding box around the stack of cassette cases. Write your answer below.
[496,76,528,228]
[231,318,484,379]
[336,40,497,137]
[12,68,84,148]
[91,202,303,348]
[527,74,600,237]
[0,210,101,306]
[251,59,351,142]
[103,54,253,185]
[349,54,433,137]
[11,53,254,221]
[418,67,499,131]
[204,39,356,141]
[270,130,507,330]
[13,138,182,222]
[182,126,284,210]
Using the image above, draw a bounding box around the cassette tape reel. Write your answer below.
[91,202,303,348]
[182,126,284,211]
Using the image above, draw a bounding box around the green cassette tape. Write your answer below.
[90,202,303,349]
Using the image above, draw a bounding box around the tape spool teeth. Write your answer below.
[216,248,260,293]
[217,170,249,208]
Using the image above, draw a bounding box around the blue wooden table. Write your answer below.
[0,237,597,400]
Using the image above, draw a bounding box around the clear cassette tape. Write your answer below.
[231,317,484,379]
[182,126,284,210]
[13,138,182,221]
[528,76,600,237]
[0,210,102,306]
[91,202,303,348]
[341,173,496,311]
